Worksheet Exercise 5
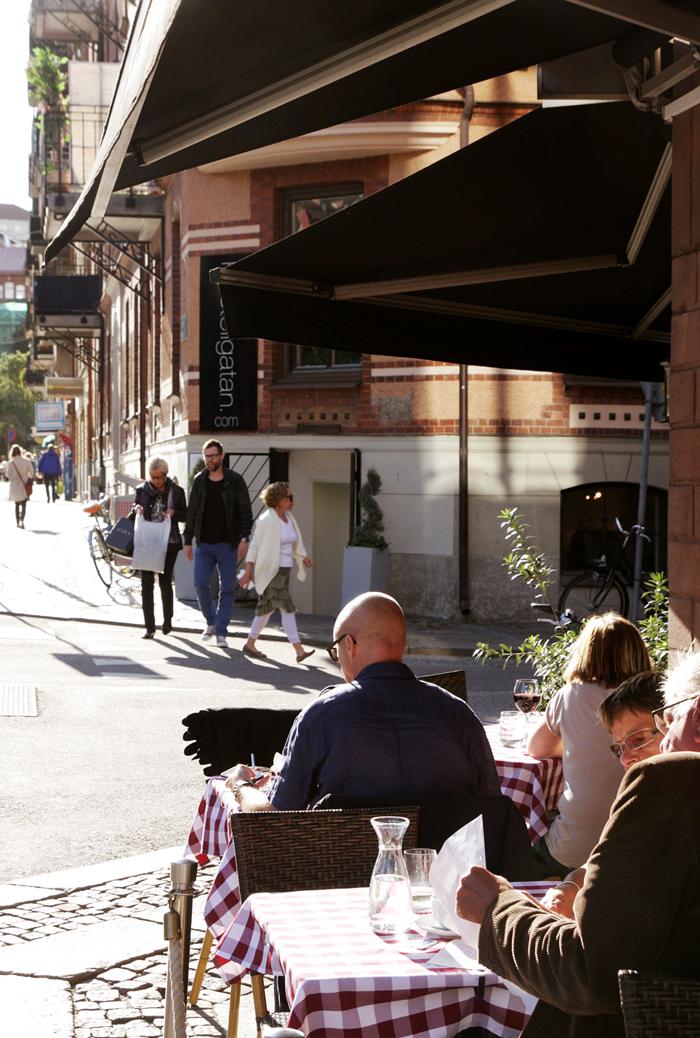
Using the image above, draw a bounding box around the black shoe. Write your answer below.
[162,620,172,635]
[143,630,155,639]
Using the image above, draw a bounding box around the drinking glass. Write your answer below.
[499,709,525,748]
[404,847,437,915]
[513,678,541,724]
[368,816,413,934]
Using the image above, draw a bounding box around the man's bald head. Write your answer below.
[333,593,406,678]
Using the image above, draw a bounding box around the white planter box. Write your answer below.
[340,546,390,608]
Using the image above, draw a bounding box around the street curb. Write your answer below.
[7,845,184,895]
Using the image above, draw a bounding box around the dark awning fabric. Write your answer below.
[215,103,671,381]
[46,0,694,263]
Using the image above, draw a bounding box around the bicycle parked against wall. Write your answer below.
[83,498,136,588]
[557,517,649,622]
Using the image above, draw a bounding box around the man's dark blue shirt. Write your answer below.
[269,661,501,810]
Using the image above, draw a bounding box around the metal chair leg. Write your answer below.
[252,973,269,1037]
[227,979,241,1038]
[190,929,213,1005]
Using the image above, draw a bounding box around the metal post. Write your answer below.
[630,382,653,623]
[163,857,198,1038]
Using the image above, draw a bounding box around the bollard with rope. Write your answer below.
[163,858,198,1038]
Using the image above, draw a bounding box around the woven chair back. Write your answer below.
[619,970,700,1037]
[420,670,468,702]
[231,807,420,901]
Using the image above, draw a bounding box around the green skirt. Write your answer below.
[256,567,296,615]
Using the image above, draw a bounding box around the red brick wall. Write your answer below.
[668,102,700,653]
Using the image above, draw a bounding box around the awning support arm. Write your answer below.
[43,326,99,375]
[564,0,700,44]
[85,220,161,282]
[69,241,152,301]
[625,142,672,264]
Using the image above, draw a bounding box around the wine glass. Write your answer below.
[513,678,541,725]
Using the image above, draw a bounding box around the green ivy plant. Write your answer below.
[473,507,669,707]
[347,467,388,551]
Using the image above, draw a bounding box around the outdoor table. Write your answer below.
[214,883,551,1038]
[484,723,563,842]
[185,736,563,939]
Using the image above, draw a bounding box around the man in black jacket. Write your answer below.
[184,440,252,647]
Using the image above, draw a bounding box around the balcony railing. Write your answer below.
[31,107,108,197]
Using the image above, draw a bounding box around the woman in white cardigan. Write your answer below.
[239,482,314,664]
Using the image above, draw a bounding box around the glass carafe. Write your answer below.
[368,816,413,934]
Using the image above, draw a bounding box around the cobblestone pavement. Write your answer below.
[2,860,262,1037]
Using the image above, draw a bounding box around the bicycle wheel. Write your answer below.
[89,527,113,588]
[558,571,629,623]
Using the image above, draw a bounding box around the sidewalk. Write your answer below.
[1,847,258,1038]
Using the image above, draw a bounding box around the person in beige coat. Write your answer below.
[455,652,700,1038]
[7,444,35,528]
[239,482,314,664]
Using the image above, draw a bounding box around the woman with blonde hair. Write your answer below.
[527,611,651,877]
[239,481,314,664]
[7,444,34,529]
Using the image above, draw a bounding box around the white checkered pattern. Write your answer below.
[485,724,563,841]
[214,885,551,1038]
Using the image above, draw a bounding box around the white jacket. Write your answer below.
[245,508,307,595]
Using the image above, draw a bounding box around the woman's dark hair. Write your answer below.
[599,670,663,730]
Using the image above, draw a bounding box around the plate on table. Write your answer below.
[416,916,460,940]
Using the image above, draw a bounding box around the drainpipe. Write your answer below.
[458,87,475,615]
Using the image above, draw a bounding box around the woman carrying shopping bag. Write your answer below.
[131,457,187,638]
[239,481,314,664]
[8,444,34,529]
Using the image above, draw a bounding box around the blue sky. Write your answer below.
[2,0,33,212]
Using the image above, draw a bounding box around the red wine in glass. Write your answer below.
[513,679,541,715]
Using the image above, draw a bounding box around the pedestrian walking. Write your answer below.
[183,439,252,648]
[7,444,34,528]
[239,482,314,664]
[132,457,187,639]
[37,444,62,502]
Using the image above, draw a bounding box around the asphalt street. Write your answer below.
[0,492,535,882]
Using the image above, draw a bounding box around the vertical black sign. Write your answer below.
[199,255,258,432]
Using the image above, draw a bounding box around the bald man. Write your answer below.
[230,592,500,811]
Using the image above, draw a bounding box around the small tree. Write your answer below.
[348,467,388,551]
[473,507,669,706]
[27,47,68,163]
[0,351,39,448]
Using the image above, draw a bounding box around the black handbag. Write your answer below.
[105,516,134,556]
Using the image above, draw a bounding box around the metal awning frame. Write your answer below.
[42,326,99,374]
[564,0,700,43]
[138,0,516,166]
[69,238,156,301]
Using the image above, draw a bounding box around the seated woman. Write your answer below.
[527,613,651,878]
[542,669,663,917]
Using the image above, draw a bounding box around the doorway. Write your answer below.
[312,482,350,616]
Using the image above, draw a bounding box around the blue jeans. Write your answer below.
[193,542,237,636]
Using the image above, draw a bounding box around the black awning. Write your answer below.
[46,0,693,262]
[215,103,670,381]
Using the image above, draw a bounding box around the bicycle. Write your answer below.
[83,497,136,588]
[557,517,649,623]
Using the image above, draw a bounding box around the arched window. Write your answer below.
[560,482,667,578]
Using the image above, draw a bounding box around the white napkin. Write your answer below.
[429,815,485,951]
[429,939,498,983]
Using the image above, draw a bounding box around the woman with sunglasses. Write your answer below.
[239,481,314,664]
[131,457,187,638]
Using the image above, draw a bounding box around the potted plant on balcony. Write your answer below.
[340,466,390,606]
[27,46,68,181]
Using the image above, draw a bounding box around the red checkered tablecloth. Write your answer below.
[184,739,563,938]
[485,724,563,842]
[214,885,550,1038]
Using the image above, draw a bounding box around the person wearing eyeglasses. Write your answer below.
[239,482,314,664]
[454,654,700,1038]
[540,670,663,919]
[183,439,252,648]
[131,457,187,639]
[228,591,500,812]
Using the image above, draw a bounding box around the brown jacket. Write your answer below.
[479,752,700,1038]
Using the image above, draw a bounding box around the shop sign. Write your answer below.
[199,255,257,432]
[35,400,65,432]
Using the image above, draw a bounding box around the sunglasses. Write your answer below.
[326,632,353,662]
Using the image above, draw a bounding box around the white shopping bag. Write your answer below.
[132,513,171,573]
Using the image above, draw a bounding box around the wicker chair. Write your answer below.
[182,707,300,776]
[226,806,420,1038]
[420,669,468,702]
[618,970,700,1037]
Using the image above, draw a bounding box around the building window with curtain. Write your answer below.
[277,184,363,381]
